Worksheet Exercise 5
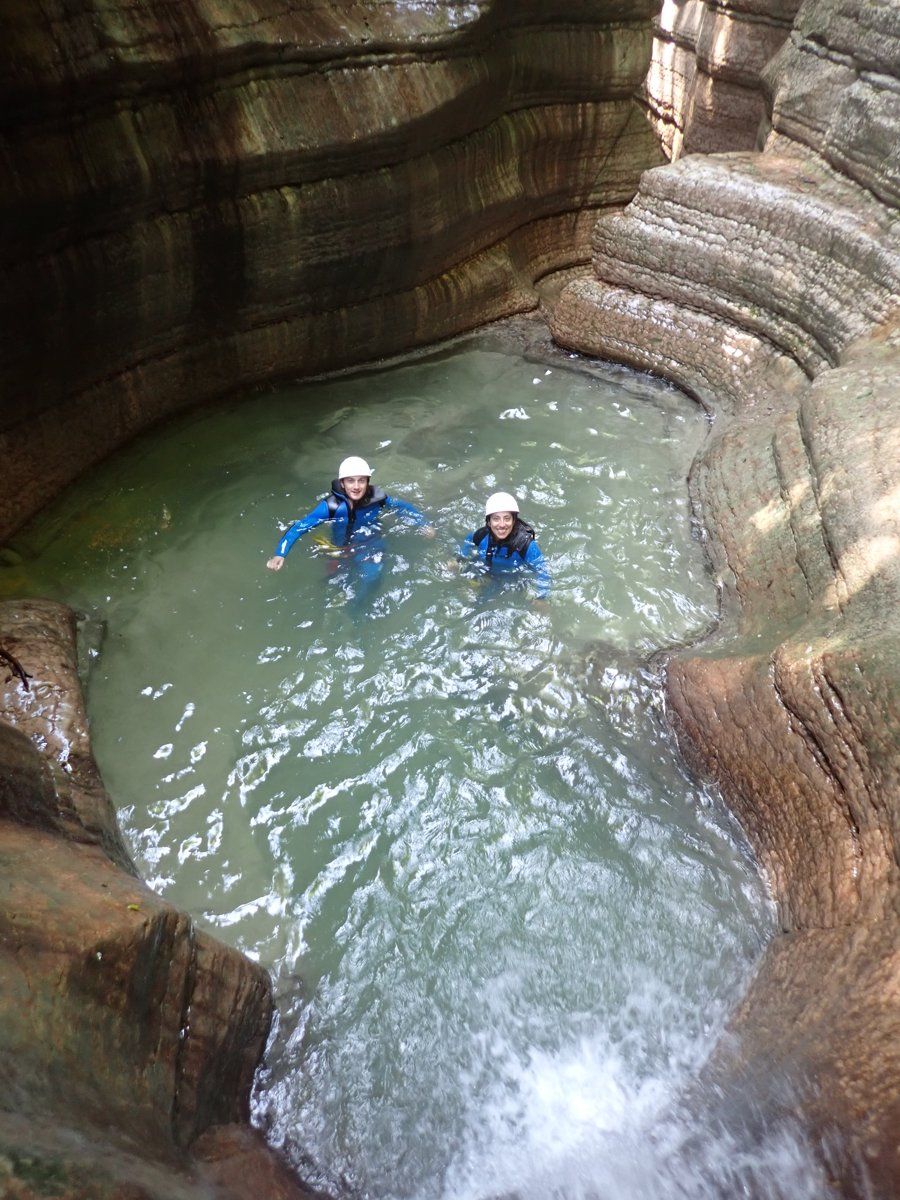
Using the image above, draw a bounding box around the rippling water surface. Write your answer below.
[5,341,824,1198]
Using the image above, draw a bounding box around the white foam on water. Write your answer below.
[10,343,832,1200]
[442,1022,828,1200]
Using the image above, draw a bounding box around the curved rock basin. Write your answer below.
[4,340,805,1197]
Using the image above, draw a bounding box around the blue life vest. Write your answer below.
[471,518,536,565]
[326,479,387,545]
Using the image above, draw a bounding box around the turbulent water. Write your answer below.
[3,339,827,1198]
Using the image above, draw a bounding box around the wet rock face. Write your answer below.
[0,600,312,1197]
[0,0,662,539]
[642,0,801,158]
[552,0,900,1191]
[0,6,664,1194]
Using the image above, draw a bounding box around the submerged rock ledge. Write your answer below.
[551,0,900,1190]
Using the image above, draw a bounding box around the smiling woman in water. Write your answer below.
[458,491,551,600]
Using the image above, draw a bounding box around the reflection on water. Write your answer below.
[2,341,823,1198]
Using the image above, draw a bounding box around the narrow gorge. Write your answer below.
[1,2,897,1198]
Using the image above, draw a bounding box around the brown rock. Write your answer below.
[643,0,800,157]
[551,0,900,1189]
[0,0,663,540]
[193,1126,325,1200]
[0,600,307,1197]
[764,0,900,203]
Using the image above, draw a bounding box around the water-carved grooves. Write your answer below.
[1,0,899,1197]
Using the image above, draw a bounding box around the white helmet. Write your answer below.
[485,491,519,517]
[338,456,372,478]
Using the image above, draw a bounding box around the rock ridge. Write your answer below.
[642,0,801,157]
[551,0,900,1190]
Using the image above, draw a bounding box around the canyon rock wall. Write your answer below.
[551,0,900,1192]
[642,0,802,159]
[0,599,315,1198]
[0,0,662,541]
[3,0,899,1194]
[0,5,664,1193]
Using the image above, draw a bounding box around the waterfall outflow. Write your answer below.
[264,959,829,1200]
[6,342,783,1200]
[247,631,774,1200]
[444,1031,828,1200]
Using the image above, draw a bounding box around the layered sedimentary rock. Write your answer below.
[0,0,662,540]
[0,599,314,1198]
[643,0,801,157]
[765,0,900,204]
[551,0,900,1191]
[0,5,666,1192]
[4,0,900,1194]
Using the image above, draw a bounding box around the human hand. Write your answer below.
[267,556,285,571]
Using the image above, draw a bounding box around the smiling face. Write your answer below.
[341,475,369,502]
[487,511,515,540]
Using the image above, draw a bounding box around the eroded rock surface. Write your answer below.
[552,0,900,1190]
[2,0,899,1194]
[643,0,801,158]
[0,599,314,1198]
[0,0,663,540]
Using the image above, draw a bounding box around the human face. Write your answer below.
[341,475,369,502]
[487,511,515,540]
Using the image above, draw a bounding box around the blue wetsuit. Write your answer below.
[459,520,551,598]
[276,479,427,558]
[276,480,427,612]
[277,477,427,571]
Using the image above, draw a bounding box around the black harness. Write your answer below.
[472,518,535,565]
[326,479,387,545]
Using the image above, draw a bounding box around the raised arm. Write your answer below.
[384,494,434,533]
[384,494,426,524]
[457,532,479,560]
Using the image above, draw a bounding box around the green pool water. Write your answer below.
[4,340,818,1199]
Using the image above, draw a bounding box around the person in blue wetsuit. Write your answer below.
[266,456,432,601]
[459,491,550,600]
